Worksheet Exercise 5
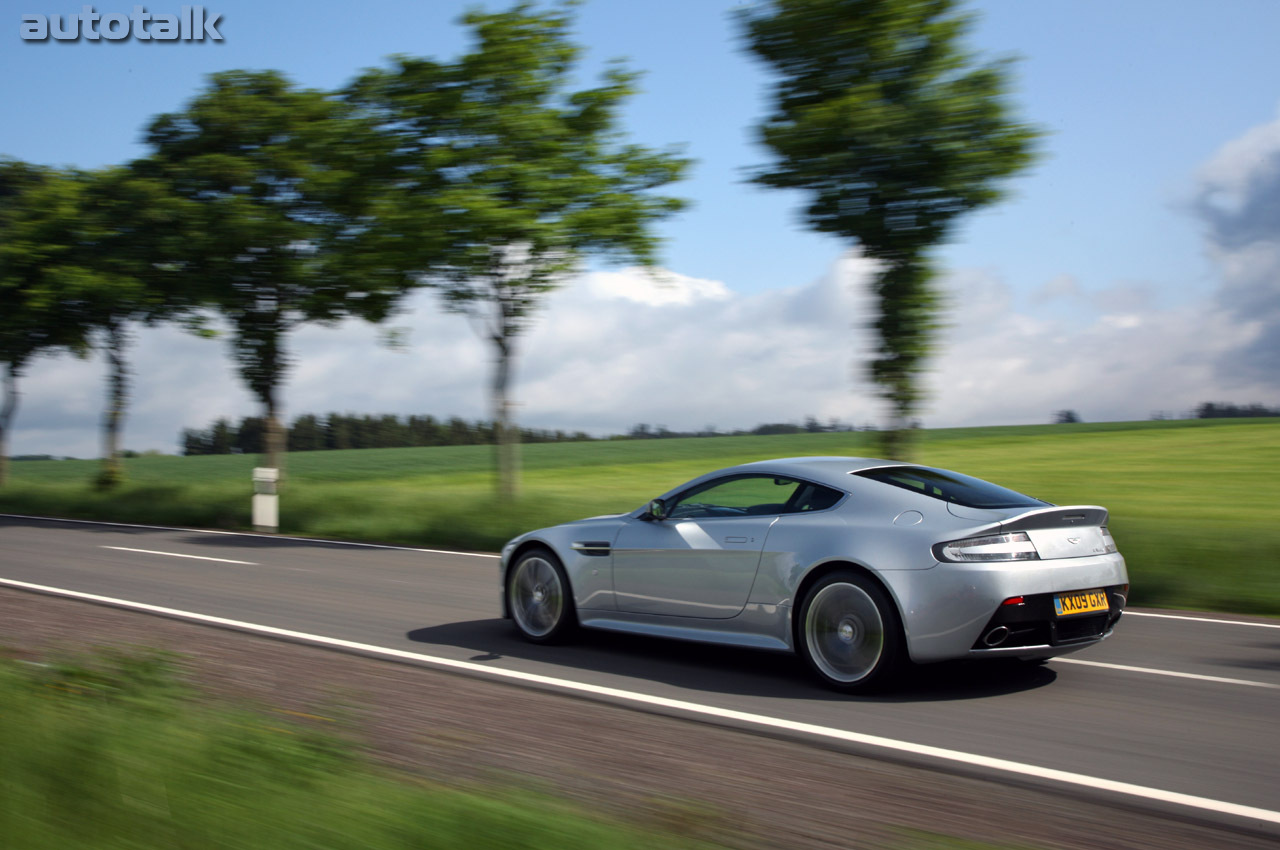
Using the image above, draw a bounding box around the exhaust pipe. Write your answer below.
[982,626,1010,647]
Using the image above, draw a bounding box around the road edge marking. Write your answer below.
[1124,611,1280,630]
[1056,657,1279,689]
[100,546,258,566]
[1,575,1277,829]
[0,513,499,559]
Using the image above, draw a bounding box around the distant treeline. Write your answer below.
[624,417,861,439]
[178,404,1277,456]
[181,414,593,456]
[1195,402,1280,419]
[181,414,863,456]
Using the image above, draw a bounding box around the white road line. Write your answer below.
[2,576,1278,829]
[100,546,258,566]
[0,513,499,559]
[1056,658,1279,690]
[1125,611,1280,630]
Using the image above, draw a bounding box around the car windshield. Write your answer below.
[854,467,1046,510]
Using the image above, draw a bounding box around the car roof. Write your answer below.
[727,456,900,490]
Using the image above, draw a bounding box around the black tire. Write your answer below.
[506,548,576,644]
[796,570,904,693]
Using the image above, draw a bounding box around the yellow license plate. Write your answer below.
[1054,589,1109,617]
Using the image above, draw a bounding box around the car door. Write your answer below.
[610,475,803,619]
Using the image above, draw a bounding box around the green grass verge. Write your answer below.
[0,647,1039,850]
[3,418,1278,614]
[0,648,723,850]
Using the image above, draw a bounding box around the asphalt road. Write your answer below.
[2,514,1277,827]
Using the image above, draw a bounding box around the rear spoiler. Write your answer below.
[999,506,1109,532]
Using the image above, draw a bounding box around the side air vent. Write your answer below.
[570,541,611,557]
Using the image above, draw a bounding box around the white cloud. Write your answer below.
[11,109,1280,458]
[12,242,1272,460]
[1031,273,1082,303]
[9,257,886,457]
[585,267,731,307]
[1196,108,1280,218]
[1193,107,1280,382]
[922,276,1261,426]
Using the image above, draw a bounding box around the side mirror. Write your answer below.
[642,498,668,522]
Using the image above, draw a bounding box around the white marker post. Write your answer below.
[252,467,279,532]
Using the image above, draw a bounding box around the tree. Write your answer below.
[70,167,193,488]
[1196,401,1280,419]
[346,2,689,498]
[0,159,193,488]
[181,428,211,456]
[1053,409,1081,424]
[0,163,192,489]
[288,414,324,452]
[210,418,234,454]
[139,70,402,474]
[741,0,1040,459]
[233,416,266,455]
[0,161,92,486]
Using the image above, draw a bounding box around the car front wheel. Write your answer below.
[797,571,903,692]
[507,548,575,644]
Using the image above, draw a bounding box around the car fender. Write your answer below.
[502,518,627,616]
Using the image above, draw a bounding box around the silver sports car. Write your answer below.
[500,457,1128,691]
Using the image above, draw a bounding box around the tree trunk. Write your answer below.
[239,310,286,477]
[870,254,932,463]
[263,389,285,477]
[877,415,910,462]
[0,363,18,487]
[97,323,129,489]
[492,334,520,501]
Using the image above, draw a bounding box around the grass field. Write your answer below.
[0,647,1029,850]
[3,417,1278,614]
[0,648,723,850]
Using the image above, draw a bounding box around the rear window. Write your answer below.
[854,467,1046,510]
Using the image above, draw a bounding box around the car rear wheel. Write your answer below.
[798,571,903,692]
[507,548,575,644]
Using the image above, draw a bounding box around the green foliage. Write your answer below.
[0,160,193,488]
[740,0,1042,456]
[0,162,94,369]
[4,419,1279,615]
[0,162,97,485]
[347,2,689,497]
[140,70,407,468]
[0,650,716,850]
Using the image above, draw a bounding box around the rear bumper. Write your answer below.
[968,583,1127,654]
[964,628,1116,660]
[893,552,1128,663]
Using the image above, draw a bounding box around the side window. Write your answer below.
[667,475,804,519]
[791,483,845,512]
[855,467,1045,509]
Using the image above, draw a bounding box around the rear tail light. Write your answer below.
[1101,526,1118,554]
[936,532,1040,563]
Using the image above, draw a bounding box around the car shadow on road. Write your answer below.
[405,619,1057,703]
[1210,642,1280,672]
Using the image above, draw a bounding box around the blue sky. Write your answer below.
[4,1,1280,454]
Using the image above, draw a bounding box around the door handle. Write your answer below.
[724,536,749,543]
